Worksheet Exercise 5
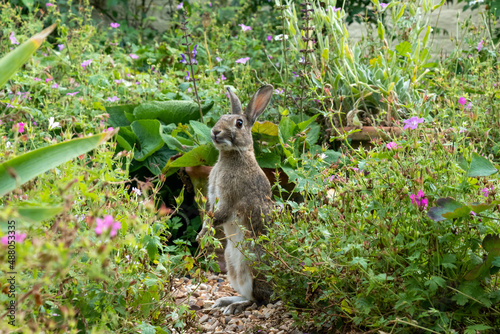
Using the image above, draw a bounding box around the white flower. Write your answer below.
[274,34,289,41]
[319,153,327,160]
[6,141,12,148]
[48,117,60,130]
[132,187,142,196]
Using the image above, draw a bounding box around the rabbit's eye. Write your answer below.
[236,119,244,129]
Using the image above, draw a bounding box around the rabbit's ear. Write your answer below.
[245,85,274,125]
[227,87,243,115]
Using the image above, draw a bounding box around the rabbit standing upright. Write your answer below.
[199,85,274,315]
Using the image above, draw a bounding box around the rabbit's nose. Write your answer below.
[212,130,221,137]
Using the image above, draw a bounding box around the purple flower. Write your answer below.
[57,44,64,51]
[1,232,27,245]
[95,215,122,237]
[46,2,54,6]
[299,56,305,63]
[81,59,92,69]
[238,24,252,32]
[216,56,222,62]
[107,96,120,102]
[235,57,250,64]
[191,44,198,64]
[185,71,190,80]
[110,22,120,28]
[402,116,424,130]
[386,141,397,150]
[409,190,427,209]
[52,83,59,88]
[180,53,187,63]
[177,2,183,9]
[478,40,483,52]
[458,97,467,106]
[274,88,284,95]
[267,35,272,41]
[9,32,19,45]
[380,2,389,8]
[7,103,14,108]
[459,127,467,134]
[129,54,139,59]
[292,71,299,77]
[135,81,140,85]
[66,91,79,96]
[215,74,226,84]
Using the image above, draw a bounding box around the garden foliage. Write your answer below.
[0,0,499,333]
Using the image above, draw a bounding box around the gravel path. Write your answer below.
[173,273,304,334]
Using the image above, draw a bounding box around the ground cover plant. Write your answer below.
[0,0,499,333]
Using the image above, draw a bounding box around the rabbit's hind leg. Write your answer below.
[212,296,253,315]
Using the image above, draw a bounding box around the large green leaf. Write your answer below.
[133,100,213,125]
[427,197,464,221]
[0,206,63,233]
[189,120,212,144]
[0,133,110,197]
[107,104,136,127]
[164,143,218,172]
[467,153,498,177]
[279,117,297,143]
[131,120,164,161]
[0,24,56,88]
[143,146,177,175]
[252,121,279,137]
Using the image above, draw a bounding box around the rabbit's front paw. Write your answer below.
[212,296,252,315]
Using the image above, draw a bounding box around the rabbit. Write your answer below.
[197,85,274,315]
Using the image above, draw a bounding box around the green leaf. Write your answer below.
[252,121,279,137]
[321,48,329,61]
[131,120,164,161]
[164,144,218,171]
[0,24,56,88]
[395,41,412,57]
[0,206,63,233]
[143,146,177,175]
[467,153,498,177]
[424,276,446,292]
[297,114,319,132]
[279,117,297,143]
[427,197,465,221]
[257,152,281,169]
[107,104,136,127]
[350,257,368,269]
[482,234,500,252]
[133,100,213,125]
[377,20,385,40]
[189,120,212,144]
[0,133,110,197]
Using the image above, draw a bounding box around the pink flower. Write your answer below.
[107,127,114,132]
[458,97,467,106]
[107,96,120,102]
[9,32,19,45]
[1,232,27,245]
[274,89,283,95]
[380,2,388,8]
[267,35,272,41]
[238,24,252,32]
[95,215,121,237]
[81,59,92,69]
[58,44,64,51]
[129,54,139,59]
[402,116,424,130]
[16,122,25,133]
[177,2,183,9]
[52,83,59,88]
[477,40,483,52]
[386,141,397,150]
[114,79,123,84]
[409,190,427,209]
[45,78,53,83]
[46,2,54,6]
[215,74,226,84]
[481,187,493,197]
[235,57,250,64]
[216,56,222,62]
[110,22,120,28]
[34,77,41,82]
[66,91,79,96]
